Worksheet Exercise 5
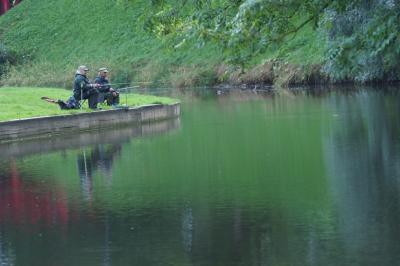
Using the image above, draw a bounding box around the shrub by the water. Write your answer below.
[0,42,20,80]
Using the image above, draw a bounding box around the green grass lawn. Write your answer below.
[0,87,179,122]
[0,0,224,88]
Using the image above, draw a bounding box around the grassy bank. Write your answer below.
[0,0,324,88]
[0,87,178,121]
[0,0,224,88]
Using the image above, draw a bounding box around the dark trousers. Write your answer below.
[87,92,99,109]
[76,89,99,109]
[98,92,120,106]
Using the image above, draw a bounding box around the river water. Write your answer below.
[1,87,400,265]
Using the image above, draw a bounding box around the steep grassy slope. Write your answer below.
[0,0,324,88]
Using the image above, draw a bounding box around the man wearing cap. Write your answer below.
[73,65,100,109]
[94,67,120,106]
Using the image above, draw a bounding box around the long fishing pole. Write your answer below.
[95,82,129,88]
[80,87,83,110]
[96,82,153,87]
[117,86,141,89]
[115,86,141,106]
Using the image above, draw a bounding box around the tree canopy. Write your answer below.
[143,0,400,82]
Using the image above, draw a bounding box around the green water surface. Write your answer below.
[1,88,400,265]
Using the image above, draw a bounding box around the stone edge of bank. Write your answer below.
[0,103,180,143]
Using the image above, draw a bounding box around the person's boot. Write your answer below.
[88,95,99,109]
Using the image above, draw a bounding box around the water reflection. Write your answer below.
[324,90,400,265]
[0,118,180,159]
[181,205,193,253]
[0,232,16,266]
[0,119,181,265]
[77,144,122,201]
[2,89,400,265]
[0,160,69,226]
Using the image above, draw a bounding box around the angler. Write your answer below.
[41,65,100,110]
[73,65,100,109]
[94,67,120,106]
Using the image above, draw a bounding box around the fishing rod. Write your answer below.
[95,82,130,88]
[115,86,141,91]
[114,86,174,105]
[96,82,153,87]
[106,82,131,86]
[114,86,141,106]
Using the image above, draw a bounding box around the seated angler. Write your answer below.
[73,65,100,109]
[41,65,99,110]
[95,67,119,106]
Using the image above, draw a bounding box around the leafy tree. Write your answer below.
[323,0,400,82]
[142,1,345,65]
[142,0,400,82]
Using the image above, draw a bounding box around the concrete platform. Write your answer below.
[0,103,180,143]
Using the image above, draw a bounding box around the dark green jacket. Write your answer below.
[94,76,111,93]
[73,73,92,100]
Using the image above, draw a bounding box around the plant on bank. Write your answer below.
[323,0,400,82]
[142,0,400,82]
[142,1,344,65]
[0,42,21,81]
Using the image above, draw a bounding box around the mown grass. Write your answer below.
[0,0,224,87]
[0,87,178,121]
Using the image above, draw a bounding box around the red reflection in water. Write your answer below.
[0,160,69,226]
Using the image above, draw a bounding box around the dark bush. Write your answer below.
[0,42,20,78]
[323,1,400,82]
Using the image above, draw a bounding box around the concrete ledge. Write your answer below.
[0,117,180,159]
[0,103,180,143]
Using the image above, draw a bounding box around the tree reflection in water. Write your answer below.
[0,230,16,266]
